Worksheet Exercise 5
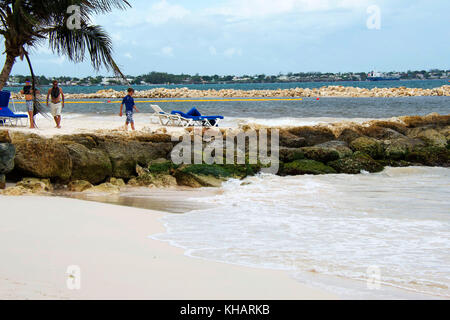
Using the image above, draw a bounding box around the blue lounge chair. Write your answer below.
[0,91,28,127]
[170,107,224,127]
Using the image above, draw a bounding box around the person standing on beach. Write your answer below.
[20,79,40,129]
[46,80,65,129]
[120,88,140,131]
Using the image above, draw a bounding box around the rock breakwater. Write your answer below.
[10,85,450,100]
[0,113,449,194]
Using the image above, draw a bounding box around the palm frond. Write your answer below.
[0,0,131,89]
[80,0,131,14]
[46,23,126,80]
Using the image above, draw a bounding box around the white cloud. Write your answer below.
[52,56,65,65]
[224,48,242,58]
[124,52,133,59]
[204,0,371,20]
[161,46,174,57]
[111,33,122,42]
[209,46,217,56]
[146,0,190,25]
[35,46,53,55]
[110,0,190,27]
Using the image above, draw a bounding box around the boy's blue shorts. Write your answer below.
[126,110,134,123]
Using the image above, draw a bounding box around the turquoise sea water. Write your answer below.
[11,96,450,122]
[8,80,449,122]
[6,79,450,94]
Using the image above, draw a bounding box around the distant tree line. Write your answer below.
[8,69,450,86]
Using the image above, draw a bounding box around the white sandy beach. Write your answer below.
[6,112,186,138]
[5,108,374,138]
[0,196,336,300]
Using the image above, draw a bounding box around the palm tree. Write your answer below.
[0,0,130,91]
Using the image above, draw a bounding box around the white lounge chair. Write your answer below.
[150,104,191,127]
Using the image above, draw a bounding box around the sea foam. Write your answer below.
[153,167,450,298]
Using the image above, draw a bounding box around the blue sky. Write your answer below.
[5,0,450,77]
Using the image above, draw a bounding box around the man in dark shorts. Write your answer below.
[20,79,40,129]
[119,88,140,131]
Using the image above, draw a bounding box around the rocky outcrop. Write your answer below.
[281,160,336,175]
[84,182,121,193]
[350,137,384,159]
[314,141,353,159]
[128,163,178,188]
[1,114,449,191]
[99,139,173,179]
[174,170,225,188]
[337,128,362,144]
[0,143,15,189]
[400,114,450,128]
[300,146,340,163]
[383,138,425,160]
[62,143,112,184]
[10,133,72,181]
[329,153,384,174]
[16,178,53,193]
[279,148,306,162]
[407,128,447,148]
[174,164,252,188]
[68,180,94,192]
[406,147,449,166]
[0,185,32,196]
[108,177,126,187]
[279,130,307,148]
[0,177,53,195]
[0,130,11,143]
[12,85,450,100]
[7,132,174,183]
[288,126,335,146]
[0,143,15,173]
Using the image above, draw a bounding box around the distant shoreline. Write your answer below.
[6,78,449,88]
[9,84,450,99]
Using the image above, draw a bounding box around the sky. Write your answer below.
[4,0,450,77]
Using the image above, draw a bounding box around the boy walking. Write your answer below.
[120,88,139,131]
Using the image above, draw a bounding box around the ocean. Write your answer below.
[11,96,450,129]
[8,80,450,126]
[14,81,448,298]
[7,79,449,94]
[153,167,450,299]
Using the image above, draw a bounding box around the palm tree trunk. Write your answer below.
[24,52,39,118]
[23,52,48,121]
[0,54,16,91]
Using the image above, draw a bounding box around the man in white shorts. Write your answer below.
[46,80,65,129]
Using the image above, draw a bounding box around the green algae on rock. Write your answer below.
[300,146,340,163]
[281,160,336,175]
[350,137,384,160]
[329,152,384,174]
